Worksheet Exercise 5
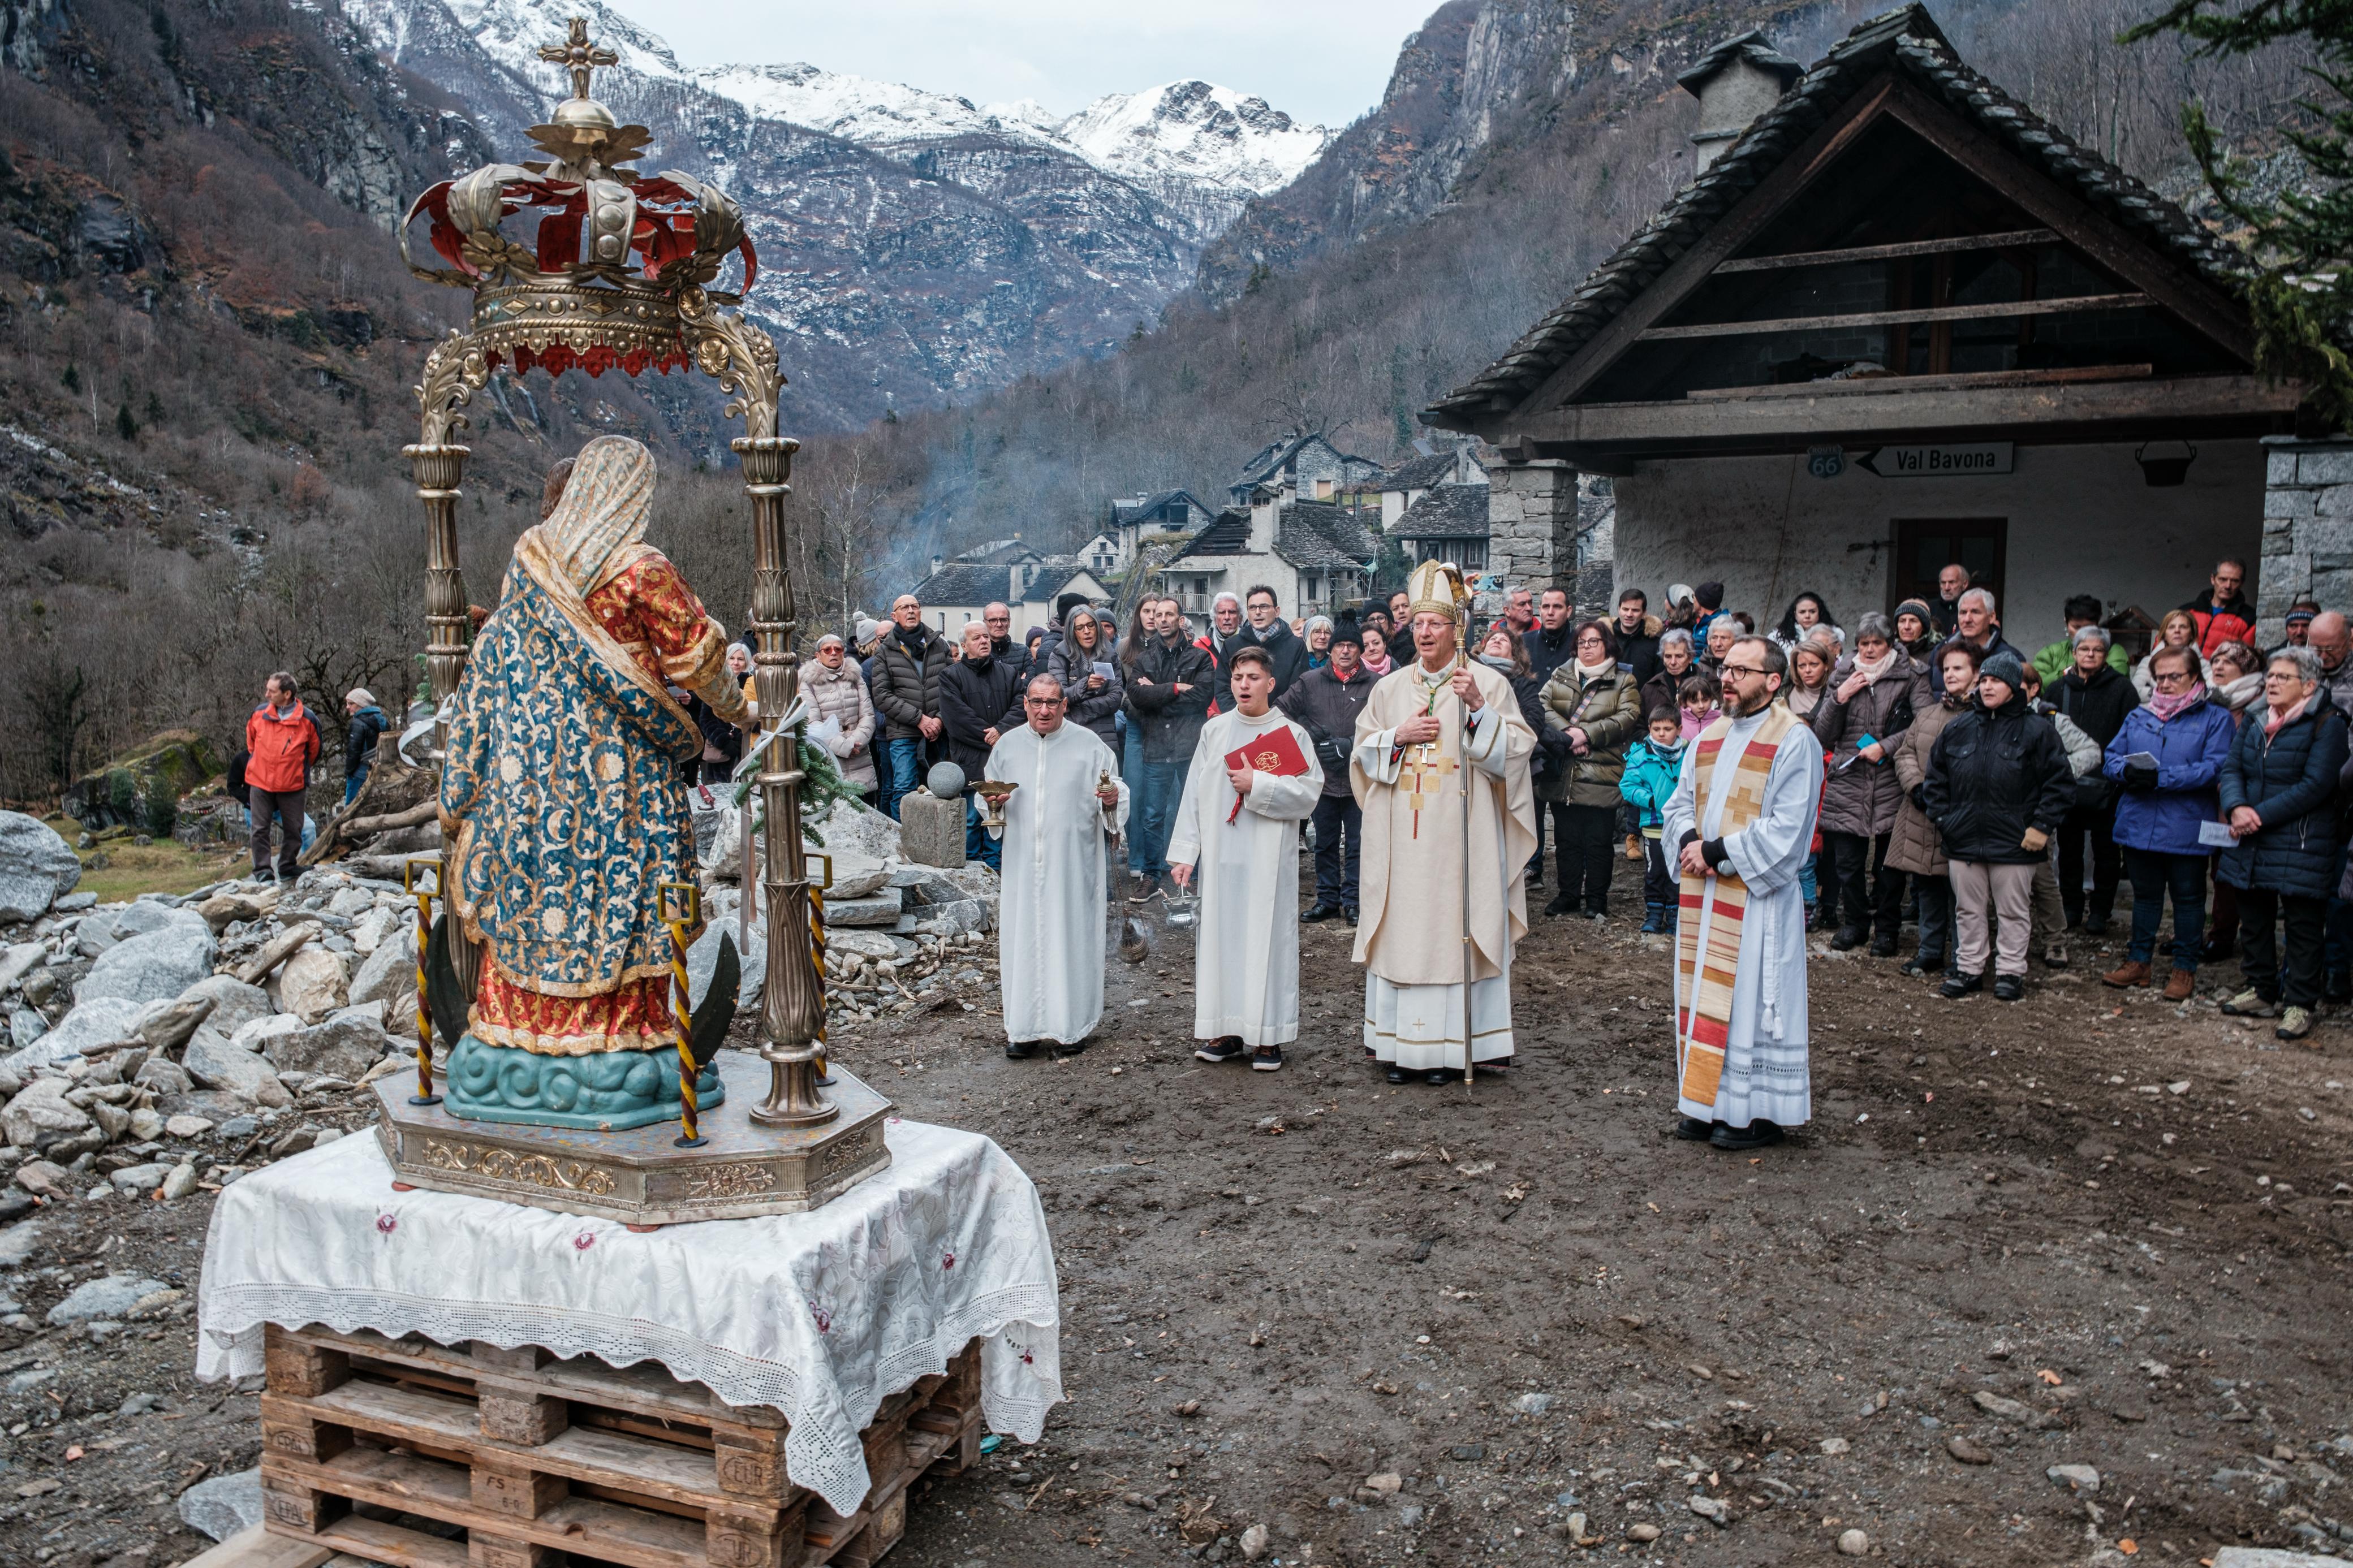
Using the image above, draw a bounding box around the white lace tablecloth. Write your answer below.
[195,1117,1061,1515]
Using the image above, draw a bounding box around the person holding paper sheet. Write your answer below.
[1920,651,2075,1003]
[803,633,878,796]
[2100,645,2239,997]
[1166,645,1324,1071]
[1807,612,1929,957]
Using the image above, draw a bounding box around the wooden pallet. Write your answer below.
[255,1323,982,1568]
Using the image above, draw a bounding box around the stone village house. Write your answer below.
[1429,6,2332,649]
[904,538,1111,639]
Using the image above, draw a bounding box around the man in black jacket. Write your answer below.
[2053,625,2137,935]
[1526,588,1578,685]
[869,594,949,819]
[1278,616,1376,923]
[941,622,1024,870]
[1238,584,1309,699]
[1613,588,1663,688]
[1123,595,1214,895]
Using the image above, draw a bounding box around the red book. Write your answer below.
[1223,723,1311,823]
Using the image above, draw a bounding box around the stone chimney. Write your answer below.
[1248,489,1279,555]
[930,553,943,576]
[1009,565,1024,604]
[1677,31,1802,174]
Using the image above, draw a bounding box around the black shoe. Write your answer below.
[2199,936,2236,965]
[1194,1038,1246,1064]
[1829,927,1864,952]
[1423,1069,1456,1086]
[1303,905,1341,923]
[2083,917,2111,938]
[1673,1116,1718,1142]
[1939,974,1983,999]
[1384,1066,1408,1083]
[1344,908,1359,926]
[2330,971,2353,1006]
[1869,934,1898,958]
[1005,1040,1038,1060]
[1902,952,1945,977]
[1542,894,1575,918]
[1251,1046,1283,1072]
[1993,975,2024,1002]
[1051,1039,1089,1058]
[1710,1120,1785,1151]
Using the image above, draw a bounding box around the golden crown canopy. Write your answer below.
[398,15,757,382]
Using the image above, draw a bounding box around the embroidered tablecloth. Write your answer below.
[195,1118,1061,1515]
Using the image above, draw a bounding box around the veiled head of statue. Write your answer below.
[543,436,657,592]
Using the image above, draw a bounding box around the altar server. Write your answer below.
[1351,560,1537,1084]
[1660,634,1823,1151]
[986,672,1130,1059]
[1166,645,1324,1072]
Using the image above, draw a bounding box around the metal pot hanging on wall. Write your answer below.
[2135,442,2197,487]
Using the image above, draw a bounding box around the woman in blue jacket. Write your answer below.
[2101,645,2239,997]
[2217,647,2347,1041]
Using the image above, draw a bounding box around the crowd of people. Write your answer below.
[798,553,2352,1060]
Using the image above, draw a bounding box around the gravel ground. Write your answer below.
[2,894,2348,1568]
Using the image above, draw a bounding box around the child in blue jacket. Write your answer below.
[1620,706,1688,934]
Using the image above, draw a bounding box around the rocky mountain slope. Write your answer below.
[346,0,1331,430]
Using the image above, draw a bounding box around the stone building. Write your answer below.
[1226,433,1384,509]
[1427,6,2300,650]
[1376,443,1488,531]
[1157,491,1378,619]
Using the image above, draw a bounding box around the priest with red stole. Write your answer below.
[1166,645,1324,1072]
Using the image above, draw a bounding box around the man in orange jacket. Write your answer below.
[245,671,318,882]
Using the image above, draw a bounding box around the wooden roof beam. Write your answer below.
[1637,291,2148,343]
[1714,227,2057,273]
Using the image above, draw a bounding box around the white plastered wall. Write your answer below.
[1609,439,2263,651]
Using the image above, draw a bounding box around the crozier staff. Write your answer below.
[1660,635,1823,1151]
[1350,560,1537,1086]
[986,673,1129,1061]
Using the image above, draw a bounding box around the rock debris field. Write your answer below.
[0,845,2347,1567]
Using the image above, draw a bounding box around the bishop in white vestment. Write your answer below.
[1165,647,1324,1065]
[986,673,1130,1057]
[1351,563,1537,1081]
[1659,636,1821,1148]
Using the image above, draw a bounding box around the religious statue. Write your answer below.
[436,434,748,1127]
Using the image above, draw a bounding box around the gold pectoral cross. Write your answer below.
[1402,743,1456,839]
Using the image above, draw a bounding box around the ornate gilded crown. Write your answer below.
[399,16,758,388]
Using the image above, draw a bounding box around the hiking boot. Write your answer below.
[2220,988,2281,1018]
[1127,872,1157,903]
[1829,927,1864,952]
[2162,967,2196,1003]
[2277,1005,2315,1042]
[1993,975,2024,1002]
[2102,960,2152,989]
[2042,940,2069,969]
[1940,973,1983,1000]
[1194,1038,1246,1064]
[1710,1120,1785,1151]
[1251,1045,1284,1072]
[1639,907,1665,935]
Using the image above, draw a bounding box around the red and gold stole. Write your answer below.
[1674,704,1798,1105]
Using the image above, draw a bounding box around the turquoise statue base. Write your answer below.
[441,1034,723,1130]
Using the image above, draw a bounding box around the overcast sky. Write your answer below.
[647,0,1443,128]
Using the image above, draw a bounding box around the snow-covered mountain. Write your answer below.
[345,0,1329,431]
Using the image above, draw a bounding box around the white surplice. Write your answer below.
[986,721,1130,1045]
[1351,660,1536,1070]
[1659,705,1821,1128]
[1163,708,1325,1046]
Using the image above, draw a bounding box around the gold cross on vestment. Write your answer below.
[539,16,619,101]
[1402,744,1455,839]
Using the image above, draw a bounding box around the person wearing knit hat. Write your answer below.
[1891,598,1938,662]
[1920,646,2075,1003]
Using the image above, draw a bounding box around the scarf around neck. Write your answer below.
[2147,682,2207,722]
[1575,656,1615,682]
[1361,652,1393,676]
[2264,693,2311,737]
[1850,646,1898,684]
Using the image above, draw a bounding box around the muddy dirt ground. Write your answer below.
[2,882,2350,1568]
